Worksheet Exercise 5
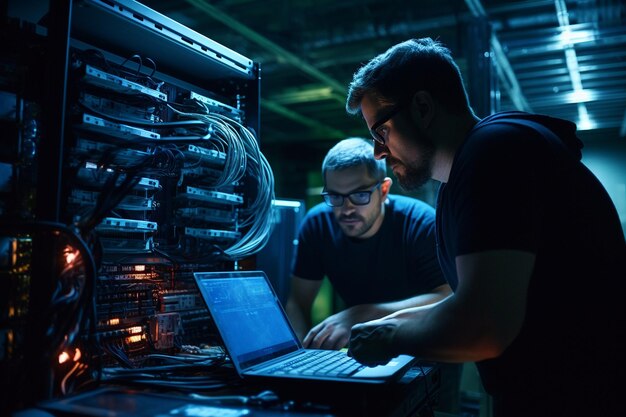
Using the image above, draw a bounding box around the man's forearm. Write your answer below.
[383,296,504,362]
[367,284,452,320]
[334,286,452,334]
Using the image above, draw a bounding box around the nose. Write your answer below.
[374,141,388,160]
[340,197,357,213]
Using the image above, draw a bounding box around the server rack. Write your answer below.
[0,1,273,414]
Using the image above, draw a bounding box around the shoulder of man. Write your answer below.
[386,194,436,227]
[299,201,335,233]
[471,111,582,160]
[387,194,435,214]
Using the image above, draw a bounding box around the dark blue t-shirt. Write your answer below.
[436,111,625,416]
[293,194,445,307]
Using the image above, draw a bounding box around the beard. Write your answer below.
[337,212,375,238]
[388,139,435,191]
[334,199,383,239]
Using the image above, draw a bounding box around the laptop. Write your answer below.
[193,270,416,387]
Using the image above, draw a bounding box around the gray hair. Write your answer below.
[322,137,386,184]
[346,38,472,116]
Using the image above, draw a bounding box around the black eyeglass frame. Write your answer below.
[321,182,382,207]
[369,103,405,145]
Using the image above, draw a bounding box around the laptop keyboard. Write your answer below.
[267,350,366,377]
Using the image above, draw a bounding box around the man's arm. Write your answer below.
[304,283,452,350]
[285,275,323,342]
[348,250,534,365]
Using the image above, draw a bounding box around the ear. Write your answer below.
[410,91,435,128]
[381,177,393,199]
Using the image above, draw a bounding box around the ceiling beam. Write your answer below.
[268,85,346,105]
[183,0,349,140]
[260,99,347,140]
[554,0,592,129]
[184,0,347,96]
[490,36,533,112]
[464,0,532,112]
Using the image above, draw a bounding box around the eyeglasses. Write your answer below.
[369,103,404,145]
[321,182,382,207]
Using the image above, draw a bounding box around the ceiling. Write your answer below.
[9,0,619,197]
[138,0,626,150]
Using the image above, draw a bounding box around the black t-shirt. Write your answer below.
[293,194,445,307]
[436,111,626,416]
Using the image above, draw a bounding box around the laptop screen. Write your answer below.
[194,271,300,371]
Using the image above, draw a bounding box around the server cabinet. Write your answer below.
[0,1,273,413]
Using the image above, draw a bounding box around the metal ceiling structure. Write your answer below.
[139,0,625,136]
[137,0,625,195]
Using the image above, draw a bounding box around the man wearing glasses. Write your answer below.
[344,38,625,417]
[286,137,450,348]
[285,138,460,412]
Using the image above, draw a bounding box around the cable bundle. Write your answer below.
[169,101,276,260]
[100,352,237,391]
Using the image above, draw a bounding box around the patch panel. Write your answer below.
[82,64,168,101]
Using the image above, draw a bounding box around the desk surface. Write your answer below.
[34,365,440,417]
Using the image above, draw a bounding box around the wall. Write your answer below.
[581,138,626,237]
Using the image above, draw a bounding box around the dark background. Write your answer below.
[134,0,626,227]
[9,1,626,224]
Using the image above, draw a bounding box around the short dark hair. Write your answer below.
[322,137,386,185]
[346,38,472,116]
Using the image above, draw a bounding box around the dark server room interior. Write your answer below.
[1,1,625,417]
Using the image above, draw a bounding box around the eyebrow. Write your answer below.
[325,184,375,194]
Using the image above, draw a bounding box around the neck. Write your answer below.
[431,112,479,183]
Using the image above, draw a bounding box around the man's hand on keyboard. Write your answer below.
[347,318,399,367]
[302,313,351,350]
[303,305,377,350]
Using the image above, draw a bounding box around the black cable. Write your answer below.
[103,378,231,391]
[100,357,238,392]
[74,142,185,234]
[0,221,100,393]
[144,57,157,78]
[101,343,133,369]
[78,170,141,232]
[119,54,142,77]
[148,243,224,264]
